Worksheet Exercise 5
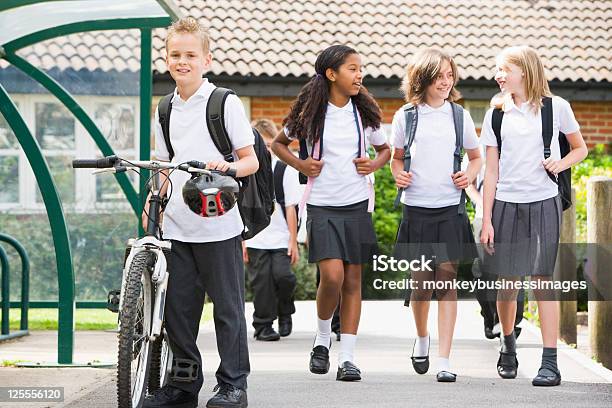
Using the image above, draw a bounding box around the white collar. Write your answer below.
[327,99,353,114]
[172,78,215,105]
[418,101,451,115]
[505,97,534,114]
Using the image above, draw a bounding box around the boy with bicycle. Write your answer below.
[143,17,258,408]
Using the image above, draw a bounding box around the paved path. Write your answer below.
[1,301,610,407]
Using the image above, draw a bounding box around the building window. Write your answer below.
[93,102,137,203]
[0,105,20,204]
[35,102,76,204]
[0,95,139,212]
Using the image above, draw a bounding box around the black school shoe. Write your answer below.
[497,351,518,379]
[278,316,292,337]
[410,337,430,375]
[532,367,561,387]
[143,385,198,408]
[309,343,330,374]
[206,383,247,408]
[436,371,457,383]
[254,326,280,341]
[336,361,362,381]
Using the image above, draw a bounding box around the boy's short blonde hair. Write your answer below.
[166,17,210,54]
[251,118,278,140]
[400,48,461,105]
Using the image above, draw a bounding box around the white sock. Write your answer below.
[314,317,332,349]
[413,334,430,357]
[437,357,451,373]
[338,334,357,366]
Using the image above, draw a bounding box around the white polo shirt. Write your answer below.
[287,100,387,207]
[153,79,254,243]
[246,157,304,249]
[392,101,479,208]
[480,96,580,203]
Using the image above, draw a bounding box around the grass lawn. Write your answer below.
[8,303,214,331]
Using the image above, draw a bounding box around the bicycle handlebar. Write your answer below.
[72,156,237,178]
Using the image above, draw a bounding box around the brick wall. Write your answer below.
[250,96,612,148]
[570,101,612,148]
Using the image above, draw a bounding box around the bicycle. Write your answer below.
[72,155,236,408]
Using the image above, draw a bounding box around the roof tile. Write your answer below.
[4,0,610,83]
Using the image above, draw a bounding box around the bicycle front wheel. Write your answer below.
[117,251,155,408]
[148,328,172,392]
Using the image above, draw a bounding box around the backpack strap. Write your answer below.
[491,108,504,157]
[206,87,235,163]
[273,160,288,219]
[158,93,175,161]
[393,104,417,208]
[541,96,558,185]
[451,102,466,215]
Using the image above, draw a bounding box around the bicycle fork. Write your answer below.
[120,236,172,341]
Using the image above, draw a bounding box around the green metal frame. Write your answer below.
[2,18,169,55]
[0,1,177,363]
[0,233,30,332]
[0,245,8,335]
[0,85,74,361]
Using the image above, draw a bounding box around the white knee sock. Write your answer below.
[338,333,357,366]
[314,317,332,349]
[414,334,430,357]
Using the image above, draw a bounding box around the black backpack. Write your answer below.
[158,87,275,239]
[393,102,467,214]
[273,160,301,227]
[492,96,572,211]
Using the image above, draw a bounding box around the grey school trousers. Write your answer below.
[165,236,250,393]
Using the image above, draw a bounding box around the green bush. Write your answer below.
[571,143,612,243]
[0,212,136,301]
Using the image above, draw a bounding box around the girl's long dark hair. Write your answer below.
[283,45,382,143]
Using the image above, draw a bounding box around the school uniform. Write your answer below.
[392,101,479,268]
[287,99,386,264]
[480,96,580,277]
[153,79,252,393]
[245,158,302,332]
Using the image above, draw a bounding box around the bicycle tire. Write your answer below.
[117,251,155,408]
[148,329,172,391]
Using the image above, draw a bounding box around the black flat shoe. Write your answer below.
[309,345,330,374]
[206,383,247,408]
[255,326,280,341]
[436,370,457,383]
[532,368,561,386]
[336,361,361,382]
[144,385,198,408]
[278,316,292,337]
[411,336,430,375]
[497,351,518,379]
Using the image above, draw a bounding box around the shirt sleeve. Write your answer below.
[224,94,255,151]
[462,109,479,150]
[391,109,406,149]
[479,108,498,147]
[556,97,580,135]
[153,106,170,161]
[282,162,304,206]
[366,126,388,146]
[284,126,297,141]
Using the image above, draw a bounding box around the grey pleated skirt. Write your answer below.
[483,195,562,277]
[394,204,478,264]
[306,200,378,264]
